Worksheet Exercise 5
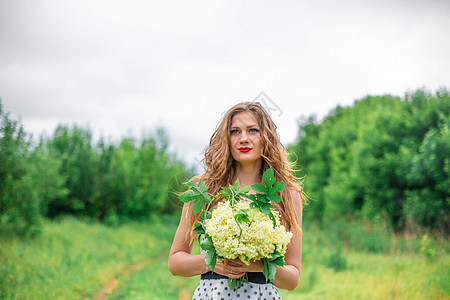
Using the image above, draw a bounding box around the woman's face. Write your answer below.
[229,111,263,165]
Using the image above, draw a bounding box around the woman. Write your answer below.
[168,102,303,299]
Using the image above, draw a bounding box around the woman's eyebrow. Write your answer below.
[230,124,259,129]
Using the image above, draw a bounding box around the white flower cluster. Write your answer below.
[204,201,292,265]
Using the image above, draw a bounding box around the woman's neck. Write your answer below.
[234,159,262,187]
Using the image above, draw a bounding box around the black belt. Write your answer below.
[201,271,270,284]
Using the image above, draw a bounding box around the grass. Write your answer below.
[0,215,177,299]
[1,215,448,299]
[278,252,449,300]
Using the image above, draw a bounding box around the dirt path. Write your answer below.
[94,250,169,300]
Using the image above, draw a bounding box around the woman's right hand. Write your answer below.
[207,257,246,279]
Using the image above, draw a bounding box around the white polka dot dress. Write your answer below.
[191,278,282,300]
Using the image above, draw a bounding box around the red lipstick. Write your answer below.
[238,147,252,152]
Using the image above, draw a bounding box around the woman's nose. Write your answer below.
[239,131,249,142]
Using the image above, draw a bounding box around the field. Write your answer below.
[1,215,448,300]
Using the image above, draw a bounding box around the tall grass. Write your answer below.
[111,219,449,300]
[1,216,448,299]
[0,216,177,299]
[276,221,449,299]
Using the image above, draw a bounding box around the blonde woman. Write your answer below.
[169,102,303,299]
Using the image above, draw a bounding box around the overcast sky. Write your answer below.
[1,0,449,170]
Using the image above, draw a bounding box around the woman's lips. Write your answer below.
[238,147,252,152]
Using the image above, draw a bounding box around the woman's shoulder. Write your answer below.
[285,185,303,210]
[285,184,301,197]
[185,175,203,185]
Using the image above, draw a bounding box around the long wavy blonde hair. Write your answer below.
[186,102,303,244]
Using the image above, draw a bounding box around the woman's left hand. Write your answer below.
[224,258,264,275]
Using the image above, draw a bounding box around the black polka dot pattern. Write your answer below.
[191,279,282,300]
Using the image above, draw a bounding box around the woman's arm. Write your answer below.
[271,189,302,290]
[168,204,207,277]
[168,203,248,279]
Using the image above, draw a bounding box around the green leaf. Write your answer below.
[249,202,258,210]
[233,178,241,190]
[235,210,250,223]
[199,210,212,221]
[193,199,204,213]
[238,185,250,195]
[178,190,196,203]
[262,167,276,189]
[205,249,217,271]
[193,223,205,234]
[271,181,287,194]
[261,207,271,216]
[201,192,212,204]
[267,260,278,281]
[274,257,286,267]
[200,237,214,251]
[220,187,231,195]
[229,197,239,206]
[243,194,257,202]
[228,278,240,291]
[262,258,271,282]
[251,183,267,193]
[262,257,278,282]
[261,202,275,214]
[269,212,277,228]
[258,194,270,203]
[269,251,282,261]
[187,181,200,191]
[199,180,206,191]
[267,194,283,203]
[229,179,250,198]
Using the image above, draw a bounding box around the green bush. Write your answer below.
[421,235,437,261]
[326,247,347,272]
[0,102,42,236]
[290,88,449,233]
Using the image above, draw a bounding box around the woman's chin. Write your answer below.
[233,155,262,165]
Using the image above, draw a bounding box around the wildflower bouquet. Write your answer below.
[179,168,292,289]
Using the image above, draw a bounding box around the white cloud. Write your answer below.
[1,0,449,170]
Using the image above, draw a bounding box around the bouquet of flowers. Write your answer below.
[179,168,292,290]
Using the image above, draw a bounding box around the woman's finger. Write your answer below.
[224,259,242,267]
[227,270,246,279]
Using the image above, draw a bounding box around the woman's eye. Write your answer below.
[231,129,239,134]
[249,128,259,132]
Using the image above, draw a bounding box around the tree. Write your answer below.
[0,102,40,235]
[289,88,449,233]
[46,125,96,217]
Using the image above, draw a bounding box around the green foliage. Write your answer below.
[290,88,449,233]
[244,167,287,228]
[46,124,96,216]
[0,100,191,236]
[179,179,212,213]
[29,142,69,217]
[262,250,286,281]
[42,124,192,222]
[105,129,190,221]
[421,235,437,261]
[179,168,289,288]
[0,101,53,236]
[326,247,347,272]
